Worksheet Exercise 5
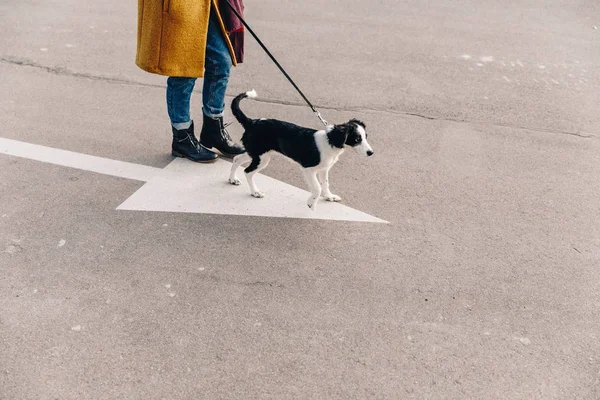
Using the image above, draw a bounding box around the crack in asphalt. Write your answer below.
[1,55,595,139]
[0,55,163,88]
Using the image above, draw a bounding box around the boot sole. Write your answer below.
[172,150,219,164]
[199,138,245,159]
[201,145,245,159]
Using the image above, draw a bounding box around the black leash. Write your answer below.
[221,0,329,127]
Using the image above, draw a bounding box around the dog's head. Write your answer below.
[328,119,373,157]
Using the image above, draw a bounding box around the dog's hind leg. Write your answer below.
[303,170,322,210]
[245,153,271,198]
[229,153,252,185]
[318,169,342,202]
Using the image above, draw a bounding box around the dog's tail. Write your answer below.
[231,90,258,128]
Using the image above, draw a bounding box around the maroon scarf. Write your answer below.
[219,0,245,63]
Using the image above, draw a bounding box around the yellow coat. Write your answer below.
[136,0,237,78]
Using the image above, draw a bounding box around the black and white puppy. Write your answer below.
[229,90,374,210]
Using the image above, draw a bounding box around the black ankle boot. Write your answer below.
[199,114,245,158]
[172,121,218,163]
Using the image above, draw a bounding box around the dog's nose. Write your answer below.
[367,150,374,157]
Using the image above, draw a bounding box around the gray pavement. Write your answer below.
[1,0,600,399]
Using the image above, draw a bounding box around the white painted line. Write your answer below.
[0,137,159,182]
[117,158,389,223]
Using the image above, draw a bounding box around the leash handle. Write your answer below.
[221,0,329,127]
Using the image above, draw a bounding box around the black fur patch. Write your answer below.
[241,119,321,168]
[327,125,349,149]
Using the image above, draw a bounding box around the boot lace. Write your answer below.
[177,132,203,152]
[220,121,235,146]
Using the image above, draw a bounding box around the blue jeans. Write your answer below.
[166,11,232,126]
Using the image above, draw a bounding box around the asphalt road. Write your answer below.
[1,0,599,399]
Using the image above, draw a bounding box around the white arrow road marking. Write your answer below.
[0,137,388,223]
[117,158,388,223]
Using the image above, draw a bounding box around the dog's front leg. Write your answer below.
[303,170,322,210]
[246,173,264,198]
[318,169,342,202]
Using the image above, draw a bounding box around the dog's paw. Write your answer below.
[251,191,265,198]
[307,197,319,210]
[229,178,241,186]
[324,194,342,202]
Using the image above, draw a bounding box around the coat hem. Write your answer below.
[135,61,206,78]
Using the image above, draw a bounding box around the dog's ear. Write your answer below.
[327,124,350,149]
[349,119,366,129]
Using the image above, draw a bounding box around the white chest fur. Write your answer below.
[313,130,344,170]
